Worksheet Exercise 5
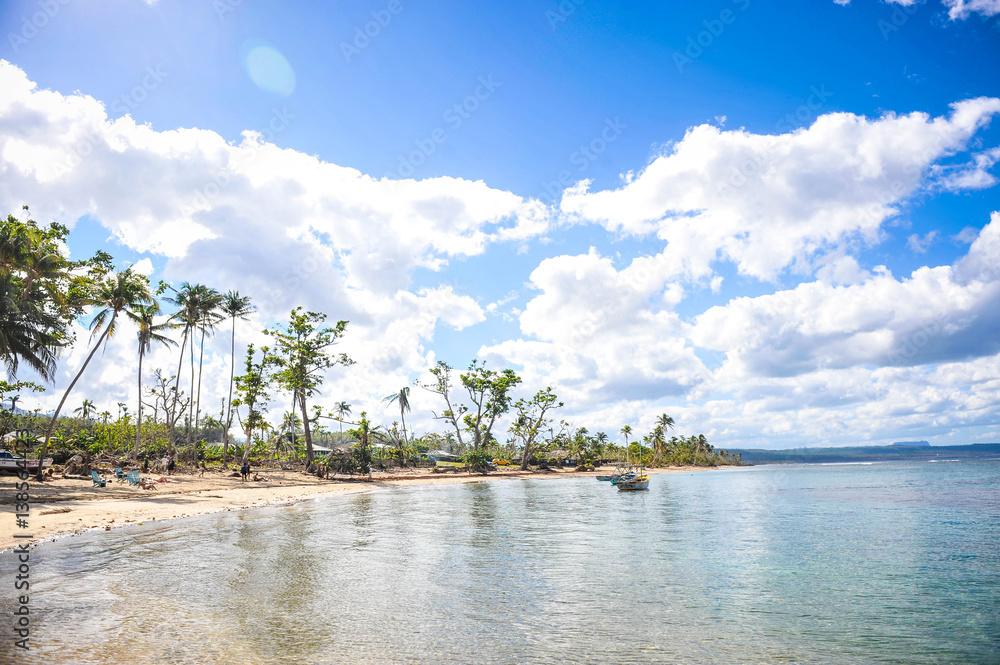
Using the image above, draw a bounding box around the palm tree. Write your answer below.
[74,399,95,423]
[334,401,351,443]
[620,424,632,465]
[653,413,675,464]
[165,283,219,456]
[220,291,254,465]
[0,213,69,381]
[129,303,177,457]
[383,387,412,443]
[38,268,154,479]
[193,287,222,447]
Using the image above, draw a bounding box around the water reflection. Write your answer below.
[19,460,1000,664]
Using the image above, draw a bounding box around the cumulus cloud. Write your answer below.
[561,99,1000,282]
[941,0,1000,18]
[0,61,541,428]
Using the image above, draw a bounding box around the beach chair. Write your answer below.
[91,471,106,487]
[126,470,141,486]
[114,467,127,483]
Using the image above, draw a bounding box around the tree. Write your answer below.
[164,282,220,456]
[192,288,223,445]
[510,387,563,470]
[383,387,412,467]
[74,399,95,423]
[420,361,467,449]
[422,359,521,453]
[265,308,352,468]
[0,210,82,381]
[232,344,274,466]
[38,268,154,479]
[652,413,675,465]
[220,290,254,465]
[129,304,177,457]
[333,400,351,442]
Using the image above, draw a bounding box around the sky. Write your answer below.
[1,0,999,449]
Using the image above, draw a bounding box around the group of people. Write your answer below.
[159,455,176,475]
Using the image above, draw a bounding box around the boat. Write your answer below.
[0,449,52,472]
[617,473,649,491]
[596,475,614,481]
[609,470,637,485]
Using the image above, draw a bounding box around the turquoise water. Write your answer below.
[9,458,1000,664]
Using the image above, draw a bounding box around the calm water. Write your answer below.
[6,459,1000,664]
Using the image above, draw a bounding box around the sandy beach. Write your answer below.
[0,465,701,551]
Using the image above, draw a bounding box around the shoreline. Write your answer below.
[0,465,709,551]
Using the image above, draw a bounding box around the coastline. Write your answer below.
[0,465,706,551]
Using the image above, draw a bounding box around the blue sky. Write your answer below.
[1,0,999,448]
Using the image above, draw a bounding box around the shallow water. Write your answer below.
[5,458,1000,664]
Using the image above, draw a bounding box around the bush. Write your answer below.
[462,449,494,474]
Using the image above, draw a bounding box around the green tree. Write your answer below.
[232,344,274,466]
[265,308,352,467]
[38,268,154,479]
[333,400,351,442]
[74,399,95,423]
[510,387,562,470]
[383,387,412,466]
[0,209,98,381]
[130,304,177,457]
[220,291,254,465]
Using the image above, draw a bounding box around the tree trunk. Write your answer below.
[38,323,114,480]
[195,326,206,442]
[299,389,315,468]
[223,317,236,466]
[168,329,188,457]
[187,326,195,454]
[134,349,144,457]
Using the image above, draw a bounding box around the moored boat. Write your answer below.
[617,473,649,491]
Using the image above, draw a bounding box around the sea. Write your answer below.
[6,458,999,664]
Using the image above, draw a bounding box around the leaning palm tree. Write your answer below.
[129,303,177,457]
[620,424,632,464]
[220,291,254,465]
[38,269,154,479]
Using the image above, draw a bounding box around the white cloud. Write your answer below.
[561,99,1000,282]
[941,0,1000,18]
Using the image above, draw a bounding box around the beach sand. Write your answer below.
[0,465,699,551]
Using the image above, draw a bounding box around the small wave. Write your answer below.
[817,462,876,466]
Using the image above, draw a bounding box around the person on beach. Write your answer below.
[142,457,149,473]
[241,461,250,482]
[199,461,206,477]
[167,456,176,476]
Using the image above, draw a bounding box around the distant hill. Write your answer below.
[731,443,1000,465]
[892,440,930,446]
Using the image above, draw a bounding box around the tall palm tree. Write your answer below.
[383,387,412,443]
[193,289,222,442]
[620,424,632,464]
[334,401,351,443]
[165,283,219,456]
[129,303,177,457]
[220,291,254,465]
[654,413,675,464]
[38,269,154,479]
